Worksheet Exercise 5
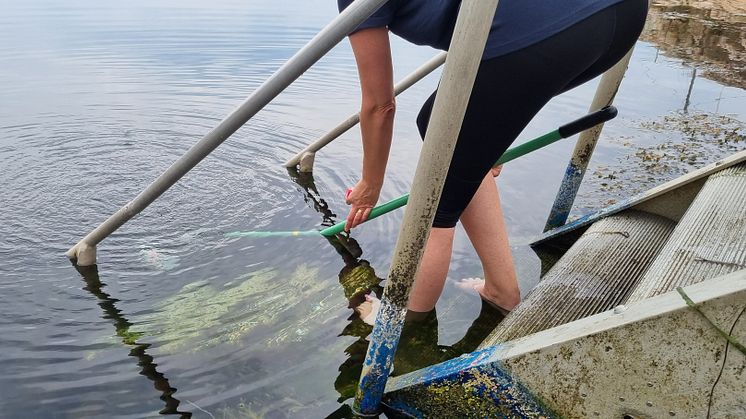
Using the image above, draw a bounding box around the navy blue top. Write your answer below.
[338,0,624,59]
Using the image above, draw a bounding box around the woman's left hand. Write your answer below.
[344,179,381,232]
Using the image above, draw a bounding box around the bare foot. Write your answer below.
[455,278,518,313]
[354,294,381,325]
[454,277,484,292]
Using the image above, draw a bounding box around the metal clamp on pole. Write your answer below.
[66,0,391,266]
[353,0,501,414]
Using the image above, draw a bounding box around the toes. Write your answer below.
[463,277,483,284]
[355,301,373,317]
[455,277,485,291]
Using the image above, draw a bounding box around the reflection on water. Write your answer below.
[75,265,192,418]
[643,0,746,89]
[287,169,341,231]
[572,0,746,215]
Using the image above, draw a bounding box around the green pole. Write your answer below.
[320,105,617,237]
[225,107,616,240]
[319,130,561,237]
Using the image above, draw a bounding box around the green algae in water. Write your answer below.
[577,111,746,212]
[338,261,380,300]
[216,400,269,419]
[133,264,341,353]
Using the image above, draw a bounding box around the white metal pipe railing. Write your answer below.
[353,0,501,414]
[66,0,391,266]
[284,52,447,171]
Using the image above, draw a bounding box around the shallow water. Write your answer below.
[0,0,744,417]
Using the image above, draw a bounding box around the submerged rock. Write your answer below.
[139,245,180,272]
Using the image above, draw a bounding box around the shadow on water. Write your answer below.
[73,264,193,418]
[286,169,508,418]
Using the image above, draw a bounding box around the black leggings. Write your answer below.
[417,0,649,228]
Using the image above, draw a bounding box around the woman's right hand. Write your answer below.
[344,179,381,232]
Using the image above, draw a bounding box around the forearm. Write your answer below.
[359,99,395,188]
[343,27,394,231]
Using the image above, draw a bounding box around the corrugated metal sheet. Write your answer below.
[626,162,746,303]
[481,210,675,347]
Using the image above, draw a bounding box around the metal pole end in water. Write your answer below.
[66,241,97,266]
[299,151,316,173]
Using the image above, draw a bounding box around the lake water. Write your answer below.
[1,0,744,417]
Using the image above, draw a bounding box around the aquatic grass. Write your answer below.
[132,264,346,353]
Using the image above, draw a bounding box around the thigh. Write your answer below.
[420,6,618,227]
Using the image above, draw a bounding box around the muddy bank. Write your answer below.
[642,0,746,89]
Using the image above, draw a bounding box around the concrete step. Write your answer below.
[482,210,676,347]
[626,162,746,303]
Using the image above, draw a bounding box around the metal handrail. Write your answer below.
[65,0,391,266]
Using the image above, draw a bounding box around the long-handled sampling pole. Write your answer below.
[225,106,617,239]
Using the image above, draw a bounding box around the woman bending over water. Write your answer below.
[339,0,649,314]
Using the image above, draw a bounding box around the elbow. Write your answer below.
[361,98,396,121]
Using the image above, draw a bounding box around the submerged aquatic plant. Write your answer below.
[133,264,343,353]
[216,399,267,419]
[139,245,180,271]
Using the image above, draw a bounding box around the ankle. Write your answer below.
[480,284,520,311]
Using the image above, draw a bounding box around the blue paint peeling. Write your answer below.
[355,296,408,415]
[388,347,500,388]
[536,192,639,246]
[540,147,713,244]
[545,162,585,231]
[382,346,556,418]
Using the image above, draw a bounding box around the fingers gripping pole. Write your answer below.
[65,0,391,266]
[353,0,501,414]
